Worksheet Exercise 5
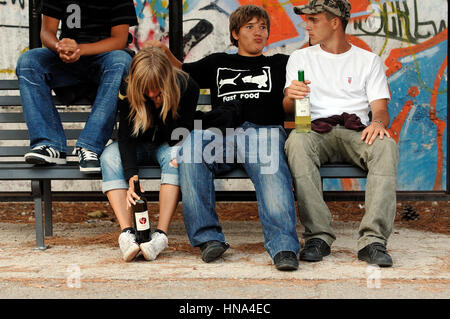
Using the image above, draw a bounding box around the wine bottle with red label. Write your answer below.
[132,180,151,244]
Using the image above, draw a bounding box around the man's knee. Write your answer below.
[285,131,316,158]
[16,48,49,72]
[371,138,398,161]
[17,51,32,70]
[102,50,132,69]
[178,130,209,165]
[368,138,398,174]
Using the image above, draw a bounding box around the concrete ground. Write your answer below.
[0,218,448,301]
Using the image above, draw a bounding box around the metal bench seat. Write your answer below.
[0,79,367,249]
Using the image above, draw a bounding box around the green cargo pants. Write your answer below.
[284,125,399,250]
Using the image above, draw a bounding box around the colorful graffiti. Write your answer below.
[0,0,447,191]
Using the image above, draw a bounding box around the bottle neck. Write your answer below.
[133,180,141,197]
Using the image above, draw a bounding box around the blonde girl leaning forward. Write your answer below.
[100,47,199,261]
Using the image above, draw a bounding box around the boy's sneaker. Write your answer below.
[118,230,140,262]
[24,145,67,165]
[140,232,169,261]
[73,147,101,173]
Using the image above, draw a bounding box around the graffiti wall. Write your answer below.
[0,0,447,191]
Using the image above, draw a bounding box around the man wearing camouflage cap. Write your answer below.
[283,0,399,267]
[293,0,351,22]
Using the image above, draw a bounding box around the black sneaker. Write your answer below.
[273,251,298,271]
[73,147,101,173]
[200,240,230,263]
[358,242,393,267]
[299,238,331,262]
[24,145,67,165]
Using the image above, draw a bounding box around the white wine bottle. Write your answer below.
[295,70,311,133]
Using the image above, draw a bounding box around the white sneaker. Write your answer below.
[140,232,168,261]
[118,230,140,262]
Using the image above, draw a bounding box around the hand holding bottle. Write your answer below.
[285,79,311,100]
[126,175,144,208]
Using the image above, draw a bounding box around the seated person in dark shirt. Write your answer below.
[16,0,138,173]
[144,5,301,271]
[99,47,199,262]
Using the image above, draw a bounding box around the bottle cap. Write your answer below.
[298,70,305,82]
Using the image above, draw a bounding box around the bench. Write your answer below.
[0,79,367,250]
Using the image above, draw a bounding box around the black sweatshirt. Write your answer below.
[182,53,288,126]
[117,75,199,180]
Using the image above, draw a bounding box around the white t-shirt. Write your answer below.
[284,44,390,125]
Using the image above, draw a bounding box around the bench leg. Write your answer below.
[43,180,53,236]
[31,180,49,251]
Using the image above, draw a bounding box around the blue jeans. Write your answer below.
[100,141,180,193]
[16,48,132,155]
[178,122,300,259]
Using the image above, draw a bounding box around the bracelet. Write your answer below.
[375,120,384,128]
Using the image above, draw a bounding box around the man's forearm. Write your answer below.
[40,29,60,52]
[283,95,295,115]
[142,40,183,69]
[370,99,390,127]
[79,37,128,56]
[161,45,182,69]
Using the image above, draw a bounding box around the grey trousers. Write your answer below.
[284,126,399,250]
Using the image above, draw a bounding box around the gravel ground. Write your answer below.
[0,201,448,302]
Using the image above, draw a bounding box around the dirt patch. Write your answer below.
[232,242,266,254]
[168,241,199,254]
[0,200,448,235]
[23,231,119,248]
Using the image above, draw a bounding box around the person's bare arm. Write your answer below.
[40,15,60,53]
[361,99,391,145]
[143,40,182,69]
[78,24,130,56]
[56,24,130,63]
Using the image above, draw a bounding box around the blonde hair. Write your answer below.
[126,47,188,136]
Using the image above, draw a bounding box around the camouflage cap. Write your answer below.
[293,0,351,22]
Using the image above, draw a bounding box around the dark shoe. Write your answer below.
[273,251,298,271]
[358,242,393,267]
[200,241,230,263]
[74,147,101,173]
[299,238,331,262]
[24,145,67,165]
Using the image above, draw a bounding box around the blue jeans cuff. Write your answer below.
[102,179,128,193]
[160,173,179,186]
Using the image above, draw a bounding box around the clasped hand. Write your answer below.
[56,38,81,63]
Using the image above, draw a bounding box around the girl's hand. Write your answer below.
[126,175,144,208]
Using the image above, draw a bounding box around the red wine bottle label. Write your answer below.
[134,211,150,231]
